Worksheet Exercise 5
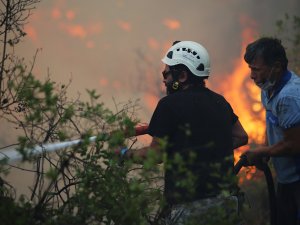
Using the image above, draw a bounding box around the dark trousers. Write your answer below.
[277,180,300,225]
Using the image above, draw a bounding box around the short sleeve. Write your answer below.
[228,102,238,125]
[148,98,176,138]
[277,96,300,129]
[222,96,238,125]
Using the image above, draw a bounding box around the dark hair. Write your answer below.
[170,64,207,87]
[244,37,288,70]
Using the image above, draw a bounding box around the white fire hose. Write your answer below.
[0,136,97,163]
[0,124,149,164]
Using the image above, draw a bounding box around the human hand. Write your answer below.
[241,148,269,171]
[113,147,129,166]
[114,147,128,157]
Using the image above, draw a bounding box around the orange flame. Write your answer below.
[59,23,87,39]
[217,25,265,180]
[86,40,95,49]
[51,8,61,20]
[219,28,265,145]
[144,93,159,112]
[66,10,75,21]
[163,19,181,30]
[99,78,109,87]
[24,25,38,41]
[148,38,160,50]
[117,20,132,32]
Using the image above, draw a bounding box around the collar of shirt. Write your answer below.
[264,70,292,102]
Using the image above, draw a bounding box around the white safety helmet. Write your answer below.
[162,41,210,77]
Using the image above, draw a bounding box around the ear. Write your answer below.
[178,70,188,82]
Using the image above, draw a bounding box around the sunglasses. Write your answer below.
[162,70,172,79]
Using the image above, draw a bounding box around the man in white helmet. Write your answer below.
[121,40,248,224]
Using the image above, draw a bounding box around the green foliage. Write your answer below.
[1,63,166,224]
[2,2,296,225]
[49,158,163,225]
[0,196,35,225]
[181,198,241,225]
[239,172,271,225]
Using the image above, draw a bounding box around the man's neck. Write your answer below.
[267,70,287,98]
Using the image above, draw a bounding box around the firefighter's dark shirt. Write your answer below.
[148,86,238,205]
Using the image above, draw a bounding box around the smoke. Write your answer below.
[163,19,181,30]
[18,0,298,95]
[2,0,300,196]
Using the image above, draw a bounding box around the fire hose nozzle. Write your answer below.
[0,124,150,163]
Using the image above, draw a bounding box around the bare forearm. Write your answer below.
[260,140,298,157]
[126,147,149,160]
[125,137,163,164]
[263,126,300,156]
[242,125,300,167]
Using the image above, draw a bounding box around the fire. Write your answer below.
[60,23,87,39]
[144,93,159,112]
[163,19,181,30]
[86,40,95,49]
[148,38,160,50]
[66,10,75,21]
[24,25,38,41]
[217,27,266,179]
[51,8,61,20]
[117,20,132,32]
[219,28,265,145]
[99,77,109,87]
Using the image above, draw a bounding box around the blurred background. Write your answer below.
[2,0,300,204]
[15,0,299,140]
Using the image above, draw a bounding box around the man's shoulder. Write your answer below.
[206,88,226,98]
[159,90,188,101]
[290,71,300,85]
[280,72,300,98]
[288,71,300,83]
[157,94,177,107]
[160,88,227,103]
[271,72,300,113]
